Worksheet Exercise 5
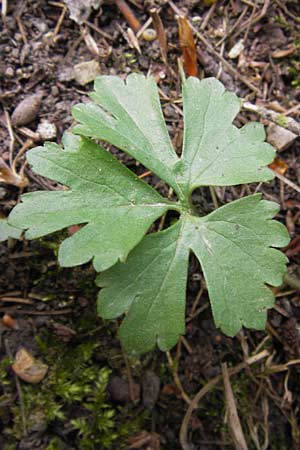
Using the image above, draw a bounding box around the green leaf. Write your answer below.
[0,219,22,241]
[97,221,189,354]
[8,75,290,354]
[9,134,171,271]
[72,74,182,195]
[97,195,289,352]
[175,77,275,193]
[190,194,289,336]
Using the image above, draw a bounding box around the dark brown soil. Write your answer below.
[1,1,300,449]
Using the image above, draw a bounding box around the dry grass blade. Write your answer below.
[222,362,249,450]
[150,8,168,63]
[177,15,198,77]
[179,350,269,450]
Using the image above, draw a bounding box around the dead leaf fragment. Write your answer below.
[128,431,160,450]
[64,0,102,25]
[269,158,288,176]
[177,15,197,77]
[11,91,44,127]
[74,60,101,86]
[0,158,29,188]
[12,348,48,384]
[271,46,295,59]
[1,314,19,330]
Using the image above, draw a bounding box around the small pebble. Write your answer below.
[74,60,101,86]
[37,120,57,140]
[5,67,14,77]
[142,28,157,41]
[51,85,59,97]
[11,91,44,126]
[228,39,244,59]
[267,123,297,152]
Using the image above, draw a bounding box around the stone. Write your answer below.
[267,123,297,152]
[74,60,101,86]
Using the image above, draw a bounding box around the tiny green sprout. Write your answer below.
[8,75,289,354]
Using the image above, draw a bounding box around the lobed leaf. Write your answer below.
[72,74,182,195]
[7,74,289,354]
[9,134,171,271]
[97,195,289,352]
[191,194,289,336]
[0,219,22,242]
[97,221,188,354]
[175,77,275,193]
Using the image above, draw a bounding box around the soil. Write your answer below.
[1,1,300,449]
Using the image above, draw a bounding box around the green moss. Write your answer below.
[2,329,145,449]
[275,114,289,128]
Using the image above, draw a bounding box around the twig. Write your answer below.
[0,308,72,315]
[243,101,300,135]
[166,351,191,405]
[0,297,34,305]
[216,5,248,46]
[83,20,113,41]
[116,0,141,33]
[12,139,34,173]
[136,17,152,39]
[274,0,300,24]
[200,2,216,31]
[233,0,270,41]
[179,349,269,450]
[273,171,300,196]
[138,170,152,179]
[121,345,136,402]
[4,110,15,167]
[222,362,248,450]
[53,4,67,36]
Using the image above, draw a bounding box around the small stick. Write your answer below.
[12,139,34,173]
[16,16,28,44]
[4,110,15,167]
[121,345,135,402]
[200,2,217,31]
[0,297,34,305]
[222,362,249,450]
[166,351,191,405]
[0,308,72,315]
[83,20,113,41]
[273,171,300,196]
[138,170,152,179]
[243,101,300,135]
[116,0,141,33]
[179,349,269,450]
[53,4,67,36]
